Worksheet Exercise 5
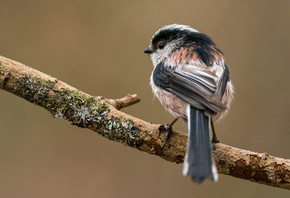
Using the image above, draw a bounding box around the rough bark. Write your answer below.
[0,55,289,190]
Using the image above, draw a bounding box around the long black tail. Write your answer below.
[183,105,218,184]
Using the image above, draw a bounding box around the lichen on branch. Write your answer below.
[13,75,110,128]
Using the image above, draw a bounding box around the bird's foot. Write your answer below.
[158,123,172,150]
[211,137,220,150]
[158,118,179,150]
[210,118,219,150]
[162,123,173,150]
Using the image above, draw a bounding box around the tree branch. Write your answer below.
[0,55,289,190]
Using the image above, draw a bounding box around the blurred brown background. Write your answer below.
[0,0,289,197]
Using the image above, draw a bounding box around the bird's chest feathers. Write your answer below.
[150,74,187,118]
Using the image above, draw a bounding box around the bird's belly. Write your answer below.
[152,84,188,119]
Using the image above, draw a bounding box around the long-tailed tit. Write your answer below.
[144,24,234,184]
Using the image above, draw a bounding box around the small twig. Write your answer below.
[100,94,141,110]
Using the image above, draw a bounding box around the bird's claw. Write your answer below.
[158,118,179,151]
[160,123,172,150]
[211,138,220,150]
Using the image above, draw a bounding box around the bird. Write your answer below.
[144,24,234,184]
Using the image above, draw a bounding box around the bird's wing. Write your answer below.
[152,61,229,114]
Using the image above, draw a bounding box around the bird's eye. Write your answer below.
[158,41,166,49]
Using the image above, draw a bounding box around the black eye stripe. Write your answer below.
[151,28,220,52]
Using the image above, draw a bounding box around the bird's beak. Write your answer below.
[144,47,153,54]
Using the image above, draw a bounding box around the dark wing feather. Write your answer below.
[216,64,230,100]
[153,61,229,114]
